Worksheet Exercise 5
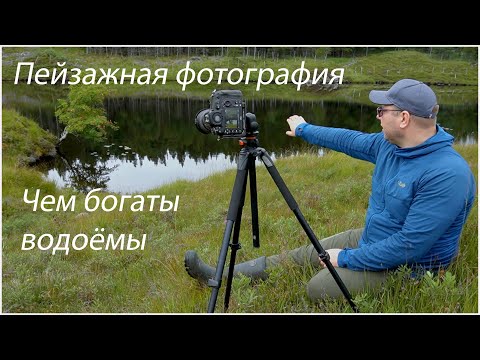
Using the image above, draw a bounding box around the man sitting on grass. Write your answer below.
[185,79,476,301]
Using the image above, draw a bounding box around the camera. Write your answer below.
[195,89,247,138]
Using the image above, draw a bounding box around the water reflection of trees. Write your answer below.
[101,96,384,167]
[99,95,477,165]
[2,83,66,136]
[103,96,237,166]
[56,157,118,193]
[47,137,118,193]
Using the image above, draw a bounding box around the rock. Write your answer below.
[27,156,38,165]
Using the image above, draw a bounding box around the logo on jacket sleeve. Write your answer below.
[397,180,406,188]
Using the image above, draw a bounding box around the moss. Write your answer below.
[2,109,57,165]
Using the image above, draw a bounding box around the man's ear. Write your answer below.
[399,111,411,129]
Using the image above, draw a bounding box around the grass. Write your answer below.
[2,108,57,166]
[2,110,478,313]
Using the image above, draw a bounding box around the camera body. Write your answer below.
[195,89,247,138]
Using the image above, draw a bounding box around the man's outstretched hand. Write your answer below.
[286,115,306,137]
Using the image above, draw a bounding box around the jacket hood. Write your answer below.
[395,125,454,159]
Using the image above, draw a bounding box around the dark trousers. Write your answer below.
[266,228,388,300]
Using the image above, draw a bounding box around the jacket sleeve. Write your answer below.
[337,168,472,271]
[296,123,383,164]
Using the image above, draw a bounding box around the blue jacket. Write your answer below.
[296,123,476,271]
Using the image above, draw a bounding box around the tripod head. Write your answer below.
[245,112,259,136]
[239,113,260,148]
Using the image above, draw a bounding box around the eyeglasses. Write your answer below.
[376,107,403,117]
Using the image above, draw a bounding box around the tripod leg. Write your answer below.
[257,148,359,313]
[248,154,260,248]
[223,160,249,311]
[207,149,249,313]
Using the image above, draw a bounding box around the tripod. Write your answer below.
[206,113,359,313]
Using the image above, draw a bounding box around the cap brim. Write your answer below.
[369,90,391,105]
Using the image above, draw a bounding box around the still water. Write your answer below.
[3,87,477,194]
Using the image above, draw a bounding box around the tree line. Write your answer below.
[85,47,477,61]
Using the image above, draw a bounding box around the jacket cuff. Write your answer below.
[295,122,310,137]
[337,249,348,268]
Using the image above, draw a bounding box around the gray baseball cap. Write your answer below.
[369,79,437,118]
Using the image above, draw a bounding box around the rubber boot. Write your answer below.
[184,250,268,285]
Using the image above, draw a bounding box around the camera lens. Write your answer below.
[194,109,212,134]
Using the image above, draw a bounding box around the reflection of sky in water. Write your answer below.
[47,150,293,194]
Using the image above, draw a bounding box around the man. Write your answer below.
[184,79,476,301]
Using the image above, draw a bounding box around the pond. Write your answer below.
[3,85,477,194]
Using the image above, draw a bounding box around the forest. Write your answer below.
[85,46,478,61]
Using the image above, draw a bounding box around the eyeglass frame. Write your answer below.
[376,106,404,117]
